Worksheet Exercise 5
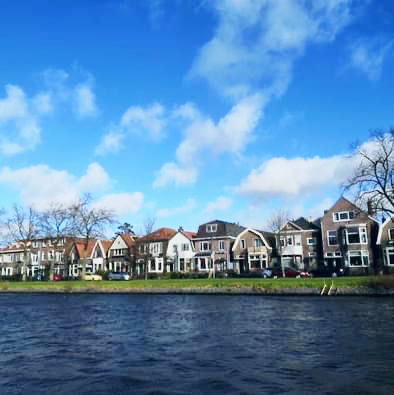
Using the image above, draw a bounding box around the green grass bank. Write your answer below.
[1,276,394,294]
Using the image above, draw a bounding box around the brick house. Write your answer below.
[376,216,394,273]
[231,228,275,272]
[277,217,322,271]
[136,228,177,274]
[193,220,245,272]
[320,197,379,275]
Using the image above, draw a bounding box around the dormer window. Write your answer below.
[206,224,217,233]
[333,211,354,222]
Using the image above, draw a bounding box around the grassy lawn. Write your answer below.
[0,276,390,291]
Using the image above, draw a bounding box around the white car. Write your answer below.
[81,273,102,281]
[108,272,130,281]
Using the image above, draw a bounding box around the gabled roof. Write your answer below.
[232,228,272,251]
[74,240,96,259]
[377,215,394,245]
[100,240,112,255]
[293,217,320,230]
[180,230,197,240]
[143,228,177,241]
[120,233,134,247]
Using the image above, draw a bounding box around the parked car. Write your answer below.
[108,272,130,281]
[81,273,102,281]
[255,268,273,278]
[53,273,63,281]
[32,272,47,281]
[272,267,311,278]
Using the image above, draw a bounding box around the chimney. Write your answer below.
[178,226,183,232]
[367,200,374,216]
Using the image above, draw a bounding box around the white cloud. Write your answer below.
[203,196,233,214]
[153,94,264,188]
[78,162,110,192]
[94,192,144,215]
[33,92,52,114]
[153,162,198,188]
[349,38,393,80]
[237,155,355,200]
[0,84,42,156]
[0,162,144,216]
[95,130,125,155]
[74,84,98,117]
[189,0,354,100]
[156,198,196,218]
[121,103,166,141]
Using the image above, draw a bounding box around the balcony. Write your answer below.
[281,245,303,256]
[247,246,267,254]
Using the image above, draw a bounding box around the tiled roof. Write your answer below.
[196,220,245,238]
[100,240,112,255]
[293,217,320,230]
[120,233,134,247]
[143,228,177,241]
[75,240,96,259]
[180,231,197,239]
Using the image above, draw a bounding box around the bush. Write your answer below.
[0,274,22,282]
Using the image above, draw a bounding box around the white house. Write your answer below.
[166,229,196,272]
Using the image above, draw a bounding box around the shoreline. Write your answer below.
[1,286,393,296]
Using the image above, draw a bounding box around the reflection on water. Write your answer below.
[0,294,393,394]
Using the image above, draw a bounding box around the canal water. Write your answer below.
[0,294,393,394]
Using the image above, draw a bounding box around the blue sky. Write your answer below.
[0,0,393,234]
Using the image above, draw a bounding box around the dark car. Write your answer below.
[32,272,47,281]
[108,272,130,281]
[255,268,273,278]
[272,267,311,278]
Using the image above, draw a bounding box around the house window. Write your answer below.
[328,231,337,246]
[347,227,360,244]
[150,261,155,271]
[206,224,217,233]
[32,241,39,248]
[200,242,211,251]
[307,237,317,245]
[294,235,301,246]
[389,228,394,240]
[386,248,394,266]
[254,239,262,248]
[219,241,225,251]
[200,258,206,269]
[309,252,316,257]
[287,237,293,245]
[181,243,189,251]
[280,238,285,247]
[349,251,369,267]
[333,211,354,222]
[241,239,246,249]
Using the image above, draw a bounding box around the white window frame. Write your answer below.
[219,240,225,251]
[206,224,217,233]
[385,247,394,266]
[327,230,338,246]
[348,250,369,267]
[344,226,368,245]
[307,237,317,246]
[200,242,211,251]
[253,238,262,248]
[333,211,354,222]
[241,239,246,249]
[388,228,394,241]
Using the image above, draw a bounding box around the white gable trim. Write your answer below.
[232,228,272,252]
[280,221,302,231]
[377,216,394,245]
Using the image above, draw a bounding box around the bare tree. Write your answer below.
[6,205,41,281]
[344,129,394,215]
[70,194,117,275]
[144,217,156,235]
[39,203,75,279]
[268,209,290,278]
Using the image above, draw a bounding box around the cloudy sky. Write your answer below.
[0,0,393,234]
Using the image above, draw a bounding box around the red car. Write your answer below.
[272,267,311,278]
[53,273,63,281]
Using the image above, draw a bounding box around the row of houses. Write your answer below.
[1,197,394,278]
